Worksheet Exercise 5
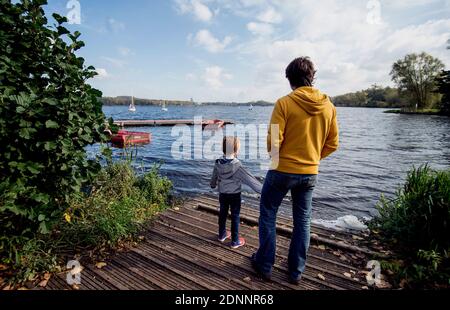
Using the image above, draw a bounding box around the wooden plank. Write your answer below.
[157,212,359,290]
[196,203,384,258]
[168,206,366,285]
[44,194,376,291]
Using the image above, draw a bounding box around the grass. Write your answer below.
[0,161,173,288]
[369,165,450,289]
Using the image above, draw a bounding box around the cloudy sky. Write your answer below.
[45,0,450,102]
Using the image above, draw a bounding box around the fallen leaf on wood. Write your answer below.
[95,262,107,269]
[243,277,251,282]
[317,273,326,281]
[173,207,180,211]
[353,278,360,282]
[310,233,319,239]
[350,270,356,274]
[43,273,51,280]
[343,272,352,278]
[332,251,341,257]
[138,236,145,241]
[376,280,392,289]
[362,286,369,290]
[352,235,364,241]
[18,287,29,290]
[317,245,326,250]
[339,255,349,261]
[72,284,80,290]
[330,234,336,239]
[38,279,49,287]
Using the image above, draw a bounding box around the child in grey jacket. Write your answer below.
[211,137,263,249]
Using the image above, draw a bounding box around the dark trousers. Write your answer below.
[254,170,317,280]
[218,193,241,243]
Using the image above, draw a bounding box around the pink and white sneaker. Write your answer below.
[231,237,246,249]
[218,231,231,243]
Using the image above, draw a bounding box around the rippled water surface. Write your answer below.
[103,105,450,221]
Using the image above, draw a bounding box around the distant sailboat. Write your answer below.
[249,103,254,110]
[128,96,136,112]
[162,100,168,112]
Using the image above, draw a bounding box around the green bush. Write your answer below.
[59,162,173,247]
[0,0,110,263]
[371,165,450,288]
[436,70,450,116]
[2,162,173,285]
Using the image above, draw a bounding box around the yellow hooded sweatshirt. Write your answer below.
[267,87,339,175]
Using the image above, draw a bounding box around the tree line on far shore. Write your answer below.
[101,97,274,107]
[333,52,449,115]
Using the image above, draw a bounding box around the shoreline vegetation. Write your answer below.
[369,166,450,289]
[101,97,274,107]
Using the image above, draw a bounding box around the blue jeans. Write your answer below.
[254,170,317,280]
[218,193,241,243]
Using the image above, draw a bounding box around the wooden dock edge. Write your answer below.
[196,203,386,259]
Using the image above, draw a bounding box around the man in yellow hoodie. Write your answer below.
[251,57,339,284]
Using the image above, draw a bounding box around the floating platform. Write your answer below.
[114,119,234,128]
[42,194,384,291]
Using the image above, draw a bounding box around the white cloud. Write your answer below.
[203,66,233,89]
[247,22,274,36]
[175,0,213,22]
[174,0,450,101]
[193,29,232,53]
[257,6,282,24]
[95,68,109,80]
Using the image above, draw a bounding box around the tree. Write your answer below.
[390,52,445,109]
[436,70,450,116]
[0,0,109,249]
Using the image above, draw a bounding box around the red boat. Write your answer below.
[110,130,151,148]
[202,119,226,130]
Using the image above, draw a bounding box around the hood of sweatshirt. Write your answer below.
[215,158,241,179]
[288,87,331,116]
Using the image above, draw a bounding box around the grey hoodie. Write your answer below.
[210,158,263,194]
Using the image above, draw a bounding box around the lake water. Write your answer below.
[102,105,450,222]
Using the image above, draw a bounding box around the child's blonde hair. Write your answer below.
[223,136,240,156]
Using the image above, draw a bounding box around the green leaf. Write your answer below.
[38,214,46,222]
[45,120,59,129]
[44,141,57,151]
[39,221,50,234]
[42,98,58,106]
[53,13,68,25]
[19,128,30,140]
[32,193,50,204]
[16,106,27,113]
[27,166,40,174]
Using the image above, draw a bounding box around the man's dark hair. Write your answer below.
[286,57,316,88]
